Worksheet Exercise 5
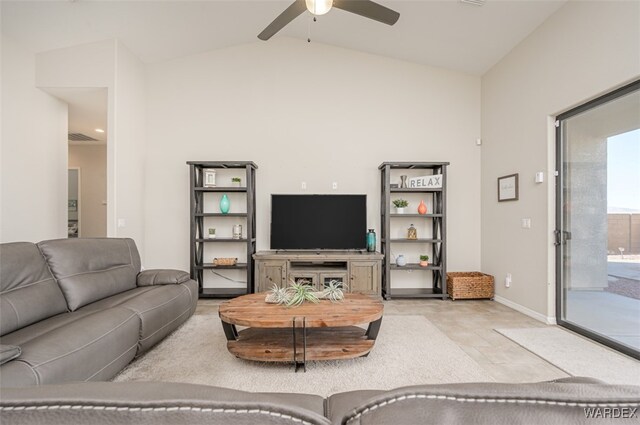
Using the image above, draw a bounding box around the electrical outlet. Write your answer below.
[505,273,512,288]
[332,182,338,190]
[521,218,531,229]
[301,181,307,190]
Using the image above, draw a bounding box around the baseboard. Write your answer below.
[494,295,556,325]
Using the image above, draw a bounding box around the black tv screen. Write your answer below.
[271,195,367,250]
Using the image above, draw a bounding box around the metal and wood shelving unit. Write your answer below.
[379,162,449,299]
[187,161,257,298]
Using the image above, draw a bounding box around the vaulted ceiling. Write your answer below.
[1,0,566,75]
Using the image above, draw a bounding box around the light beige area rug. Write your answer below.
[114,315,493,396]
[496,327,640,386]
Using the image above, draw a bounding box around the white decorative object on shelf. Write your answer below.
[408,174,442,189]
[203,169,216,187]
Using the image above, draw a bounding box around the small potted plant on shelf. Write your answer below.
[393,199,408,214]
[231,177,242,187]
[419,255,429,267]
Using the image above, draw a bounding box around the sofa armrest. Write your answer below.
[137,269,191,286]
[0,344,21,365]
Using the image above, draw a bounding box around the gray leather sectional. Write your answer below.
[1,378,639,424]
[1,238,639,424]
[0,238,197,387]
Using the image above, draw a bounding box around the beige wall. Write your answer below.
[144,38,482,280]
[481,1,640,320]
[113,41,147,254]
[35,40,147,259]
[1,35,68,243]
[68,145,107,237]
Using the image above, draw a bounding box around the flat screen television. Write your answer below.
[270,195,367,250]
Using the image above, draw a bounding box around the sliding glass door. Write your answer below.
[556,80,640,360]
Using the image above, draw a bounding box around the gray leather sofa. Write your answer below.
[1,378,639,424]
[0,238,198,387]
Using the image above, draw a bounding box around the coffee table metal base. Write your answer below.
[221,317,383,372]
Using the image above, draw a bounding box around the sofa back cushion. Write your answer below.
[38,238,141,311]
[337,382,640,425]
[0,242,68,336]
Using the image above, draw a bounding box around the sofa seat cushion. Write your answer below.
[78,286,157,313]
[334,382,640,425]
[38,238,141,311]
[0,242,68,336]
[74,281,197,355]
[1,309,99,348]
[0,307,140,387]
[116,280,198,354]
[0,382,330,425]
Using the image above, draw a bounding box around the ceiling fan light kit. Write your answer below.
[306,0,333,15]
[258,0,400,41]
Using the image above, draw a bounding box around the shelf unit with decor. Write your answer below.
[187,161,257,298]
[379,162,449,300]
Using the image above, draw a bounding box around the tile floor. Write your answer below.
[196,298,570,383]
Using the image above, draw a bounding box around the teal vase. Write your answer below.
[219,194,230,214]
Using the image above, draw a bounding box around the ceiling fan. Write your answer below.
[258,0,400,41]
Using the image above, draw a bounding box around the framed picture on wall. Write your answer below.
[498,173,519,202]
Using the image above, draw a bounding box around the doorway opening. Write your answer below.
[47,88,108,238]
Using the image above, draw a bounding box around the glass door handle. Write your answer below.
[554,230,572,245]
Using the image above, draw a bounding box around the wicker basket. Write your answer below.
[213,257,238,266]
[447,272,494,300]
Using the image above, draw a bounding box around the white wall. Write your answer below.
[144,38,482,278]
[481,1,640,320]
[113,41,147,252]
[35,40,147,259]
[1,35,68,243]
[68,144,107,237]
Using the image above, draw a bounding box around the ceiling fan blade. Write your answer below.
[258,0,308,41]
[333,0,400,26]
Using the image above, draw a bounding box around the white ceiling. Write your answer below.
[1,0,567,75]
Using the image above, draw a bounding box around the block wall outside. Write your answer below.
[608,214,640,254]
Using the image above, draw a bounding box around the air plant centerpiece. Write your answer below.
[265,279,347,306]
[320,280,347,302]
[264,283,290,305]
[286,280,320,307]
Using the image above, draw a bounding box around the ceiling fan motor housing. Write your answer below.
[306,0,333,15]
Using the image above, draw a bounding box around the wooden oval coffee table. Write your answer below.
[219,293,383,371]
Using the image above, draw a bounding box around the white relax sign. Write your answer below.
[408,174,442,189]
